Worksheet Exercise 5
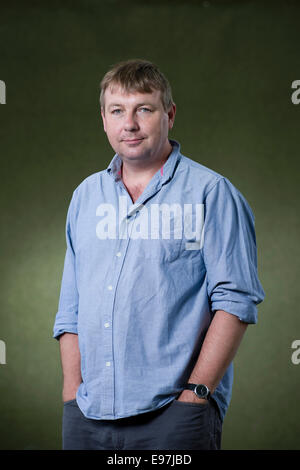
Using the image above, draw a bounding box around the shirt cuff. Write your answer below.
[211,300,258,324]
[53,323,78,340]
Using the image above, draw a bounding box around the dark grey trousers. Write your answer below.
[62,397,222,450]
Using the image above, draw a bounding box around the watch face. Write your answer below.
[195,384,208,398]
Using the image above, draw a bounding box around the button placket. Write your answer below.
[101,176,166,417]
[101,208,135,417]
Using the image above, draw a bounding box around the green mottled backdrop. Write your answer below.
[0,0,299,450]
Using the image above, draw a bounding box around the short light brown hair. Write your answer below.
[100,59,174,112]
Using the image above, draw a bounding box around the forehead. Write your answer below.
[103,85,163,107]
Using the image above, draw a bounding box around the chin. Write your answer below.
[120,148,149,160]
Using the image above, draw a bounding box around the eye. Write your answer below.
[111,108,122,115]
[139,107,152,113]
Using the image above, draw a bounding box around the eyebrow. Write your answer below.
[107,102,155,110]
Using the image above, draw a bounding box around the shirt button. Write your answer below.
[107,285,113,290]
[104,322,110,328]
[106,361,111,367]
[116,252,121,257]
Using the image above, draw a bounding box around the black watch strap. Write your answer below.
[184,383,211,399]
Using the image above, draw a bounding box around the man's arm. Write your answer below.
[178,178,265,404]
[178,310,248,403]
[59,332,82,402]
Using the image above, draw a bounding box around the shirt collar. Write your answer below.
[106,139,182,185]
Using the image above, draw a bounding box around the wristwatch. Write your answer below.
[183,383,211,400]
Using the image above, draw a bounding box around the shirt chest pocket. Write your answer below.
[126,206,203,263]
[126,211,185,263]
[137,237,183,262]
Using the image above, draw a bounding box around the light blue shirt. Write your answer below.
[53,140,265,422]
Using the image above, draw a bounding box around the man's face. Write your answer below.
[101,85,176,165]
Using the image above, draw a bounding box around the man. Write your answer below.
[53,59,265,450]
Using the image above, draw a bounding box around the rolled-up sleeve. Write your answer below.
[53,190,79,339]
[202,177,265,324]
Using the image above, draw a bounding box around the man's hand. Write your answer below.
[176,389,208,405]
[62,384,81,403]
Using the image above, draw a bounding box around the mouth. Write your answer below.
[122,138,144,144]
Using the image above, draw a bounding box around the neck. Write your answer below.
[121,140,172,187]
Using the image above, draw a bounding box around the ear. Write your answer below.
[101,107,107,133]
[168,102,176,130]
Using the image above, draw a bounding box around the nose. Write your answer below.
[124,111,139,132]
